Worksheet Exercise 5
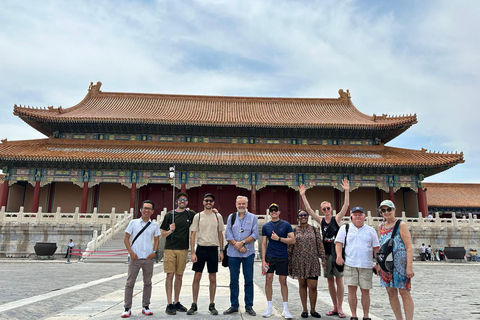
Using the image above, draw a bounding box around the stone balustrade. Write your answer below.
[0,206,128,225]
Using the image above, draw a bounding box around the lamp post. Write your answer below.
[169,166,175,225]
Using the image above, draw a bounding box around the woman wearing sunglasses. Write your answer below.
[375,200,414,320]
[299,178,349,318]
[288,210,326,318]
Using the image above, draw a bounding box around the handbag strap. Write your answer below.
[131,221,151,246]
[390,219,402,240]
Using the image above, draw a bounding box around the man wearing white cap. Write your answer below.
[335,207,379,320]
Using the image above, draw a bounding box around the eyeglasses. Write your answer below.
[298,214,308,217]
[322,207,331,211]
[380,208,393,213]
[178,198,188,202]
[142,207,153,211]
[204,199,214,203]
[269,209,278,213]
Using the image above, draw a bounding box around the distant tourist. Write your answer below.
[121,200,160,318]
[65,239,74,258]
[470,249,480,262]
[426,245,432,261]
[187,193,225,316]
[376,200,414,320]
[299,178,350,318]
[261,203,295,319]
[336,206,379,320]
[420,243,426,261]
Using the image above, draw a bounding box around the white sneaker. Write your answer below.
[282,309,293,319]
[142,307,153,315]
[262,307,273,317]
[121,309,131,318]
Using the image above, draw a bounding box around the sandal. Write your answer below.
[363,318,371,320]
[301,312,308,318]
[350,318,358,320]
[337,313,346,318]
[326,311,338,316]
[311,311,321,318]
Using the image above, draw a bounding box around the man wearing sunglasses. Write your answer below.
[261,203,296,319]
[161,192,196,315]
[187,193,225,316]
[121,200,160,318]
[299,178,350,318]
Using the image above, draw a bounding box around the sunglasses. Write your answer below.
[178,198,188,202]
[269,209,279,213]
[298,214,308,217]
[204,199,214,203]
[322,207,331,211]
[380,207,393,213]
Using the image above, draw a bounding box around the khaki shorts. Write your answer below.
[324,254,343,278]
[163,249,188,274]
[344,265,373,289]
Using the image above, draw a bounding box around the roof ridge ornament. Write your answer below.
[88,81,102,94]
[338,89,350,100]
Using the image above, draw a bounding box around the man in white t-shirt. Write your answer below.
[335,207,380,320]
[121,200,160,318]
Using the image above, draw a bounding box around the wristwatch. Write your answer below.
[153,250,157,253]
[242,240,246,245]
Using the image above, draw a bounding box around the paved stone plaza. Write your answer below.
[0,259,478,320]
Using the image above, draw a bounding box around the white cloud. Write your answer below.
[0,0,478,182]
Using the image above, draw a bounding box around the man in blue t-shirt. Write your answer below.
[261,203,295,319]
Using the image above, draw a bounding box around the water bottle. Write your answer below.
[262,263,270,275]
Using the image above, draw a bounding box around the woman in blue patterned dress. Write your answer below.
[375,200,414,320]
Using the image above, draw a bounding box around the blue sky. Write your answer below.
[1,0,478,183]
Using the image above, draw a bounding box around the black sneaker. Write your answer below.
[245,307,256,316]
[223,307,238,315]
[174,302,187,312]
[209,302,218,315]
[166,303,176,315]
[187,303,197,315]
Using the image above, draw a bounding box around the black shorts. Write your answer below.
[192,246,219,273]
[265,255,289,276]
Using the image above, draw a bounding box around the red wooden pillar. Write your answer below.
[181,183,186,193]
[80,182,89,213]
[389,187,395,201]
[418,187,428,218]
[250,185,257,214]
[92,185,99,209]
[0,180,9,209]
[130,183,137,211]
[31,181,41,213]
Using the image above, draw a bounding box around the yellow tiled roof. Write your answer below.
[424,183,480,208]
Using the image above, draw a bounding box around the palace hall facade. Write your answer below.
[0,82,464,223]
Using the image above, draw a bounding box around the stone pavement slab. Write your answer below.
[1,259,480,319]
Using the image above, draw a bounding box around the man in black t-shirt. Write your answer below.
[160,192,196,315]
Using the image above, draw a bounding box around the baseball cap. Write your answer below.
[379,200,395,209]
[203,193,215,200]
[269,203,279,211]
[351,206,365,214]
[177,192,188,200]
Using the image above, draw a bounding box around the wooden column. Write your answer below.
[130,183,137,211]
[47,182,55,213]
[0,180,9,209]
[250,185,257,214]
[80,182,89,213]
[181,183,186,193]
[418,187,428,218]
[334,188,341,215]
[389,187,395,201]
[92,185,99,209]
[31,181,41,213]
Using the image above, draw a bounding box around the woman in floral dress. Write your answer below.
[375,200,414,320]
[288,210,326,318]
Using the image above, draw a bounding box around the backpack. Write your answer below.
[376,219,401,272]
